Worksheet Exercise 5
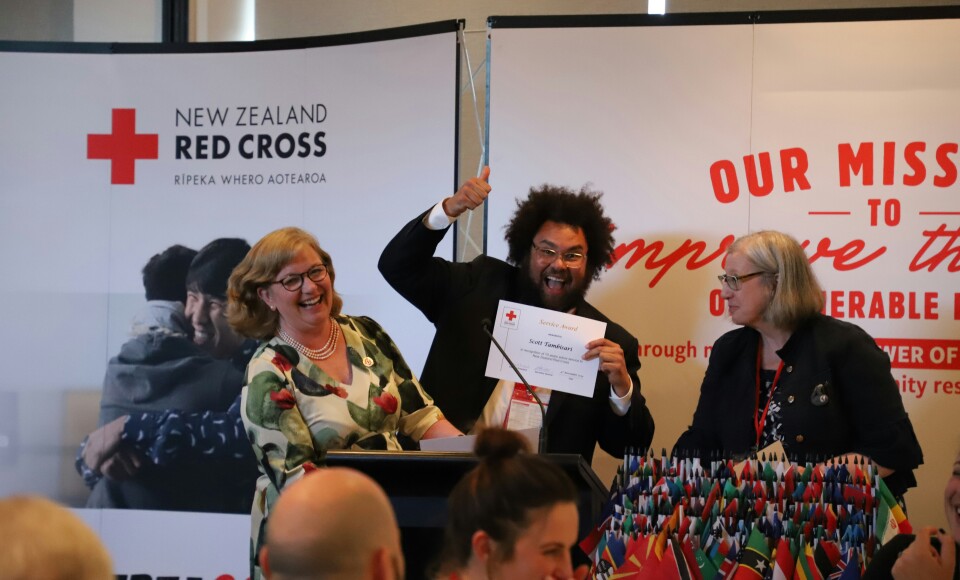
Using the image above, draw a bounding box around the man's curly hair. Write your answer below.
[504,184,615,281]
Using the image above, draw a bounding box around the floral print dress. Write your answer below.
[241,314,443,579]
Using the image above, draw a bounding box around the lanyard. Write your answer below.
[755,344,785,449]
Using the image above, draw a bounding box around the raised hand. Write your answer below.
[442,165,491,218]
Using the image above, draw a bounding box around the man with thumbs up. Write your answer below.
[378,167,654,463]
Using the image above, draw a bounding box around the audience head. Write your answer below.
[260,467,403,580]
[505,185,615,312]
[0,495,113,580]
[722,230,824,331]
[228,226,343,340]
[185,237,250,358]
[142,244,197,302]
[438,428,580,579]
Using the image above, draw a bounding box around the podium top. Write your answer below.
[325,450,608,497]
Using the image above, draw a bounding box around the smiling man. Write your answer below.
[379,167,654,462]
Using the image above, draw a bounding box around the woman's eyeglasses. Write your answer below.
[717,271,769,291]
[272,265,328,292]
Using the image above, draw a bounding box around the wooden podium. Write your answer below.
[326,450,608,579]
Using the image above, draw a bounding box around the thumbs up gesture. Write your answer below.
[442,165,491,218]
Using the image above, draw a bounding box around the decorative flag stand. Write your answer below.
[580,449,911,579]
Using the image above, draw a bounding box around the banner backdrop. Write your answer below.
[487,9,960,528]
[0,22,458,576]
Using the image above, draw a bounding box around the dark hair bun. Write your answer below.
[474,428,531,463]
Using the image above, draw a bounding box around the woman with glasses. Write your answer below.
[226,226,461,579]
[673,230,922,498]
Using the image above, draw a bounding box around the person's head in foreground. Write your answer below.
[437,427,582,580]
[260,467,404,580]
[719,230,824,333]
[0,495,113,580]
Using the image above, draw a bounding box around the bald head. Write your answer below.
[261,468,403,580]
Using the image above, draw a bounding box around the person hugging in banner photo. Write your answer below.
[79,239,258,513]
[435,427,585,580]
[379,166,654,462]
[864,444,960,580]
[227,226,462,579]
[673,230,923,499]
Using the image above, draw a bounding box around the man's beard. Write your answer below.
[516,255,591,312]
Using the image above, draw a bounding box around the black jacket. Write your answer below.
[674,314,922,496]
[379,209,655,462]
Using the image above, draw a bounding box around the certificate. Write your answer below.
[484,300,605,397]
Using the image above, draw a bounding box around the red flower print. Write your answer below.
[270,389,296,410]
[323,384,348,399]
[272,353,292,372]
[373,393,399,415]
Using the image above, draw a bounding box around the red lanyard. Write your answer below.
[755,344,785,448]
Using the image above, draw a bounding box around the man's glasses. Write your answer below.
[272,265,328,292]
[717,271,769,291]
[531,244,585,266]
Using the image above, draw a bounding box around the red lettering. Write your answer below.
[903,141,926,186]
[838,142,873,187]
[869,293,886,318]
[910,225,960,272]
[890,292,904,318]
[802,237,886,270]
[828,290,845,318]
[780,148,811,192]
[934,143,959,187]
[709,288,724,316]
[609,236,734,288]
[710,160,739,203]
[848,291,865,318]
[883,141,896,185]
[744,152,774,197]
[824,290,937,319]
[711,148,812,201]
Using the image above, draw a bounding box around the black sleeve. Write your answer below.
[378,208,455,324]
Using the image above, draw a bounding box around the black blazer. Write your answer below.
[379,209,655,462]
[674,314,922,495]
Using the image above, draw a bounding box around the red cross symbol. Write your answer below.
[505,310,517,321]
[87,109,159,185]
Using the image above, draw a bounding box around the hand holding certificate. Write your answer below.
[484,300,607,397]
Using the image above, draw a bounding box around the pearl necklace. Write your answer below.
[278,320,339,360]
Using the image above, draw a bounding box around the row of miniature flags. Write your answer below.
[579,451,911,579]
[581,518,865,580]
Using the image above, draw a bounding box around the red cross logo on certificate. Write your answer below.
[501,308,520,328]
[87,108,159,185]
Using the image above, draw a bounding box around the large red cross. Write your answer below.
[505,310,518,321]
[87,109,159,185]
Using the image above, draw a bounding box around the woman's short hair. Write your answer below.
[728,230,824,330]
[437,428,578,572]
[227,227,342,340]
